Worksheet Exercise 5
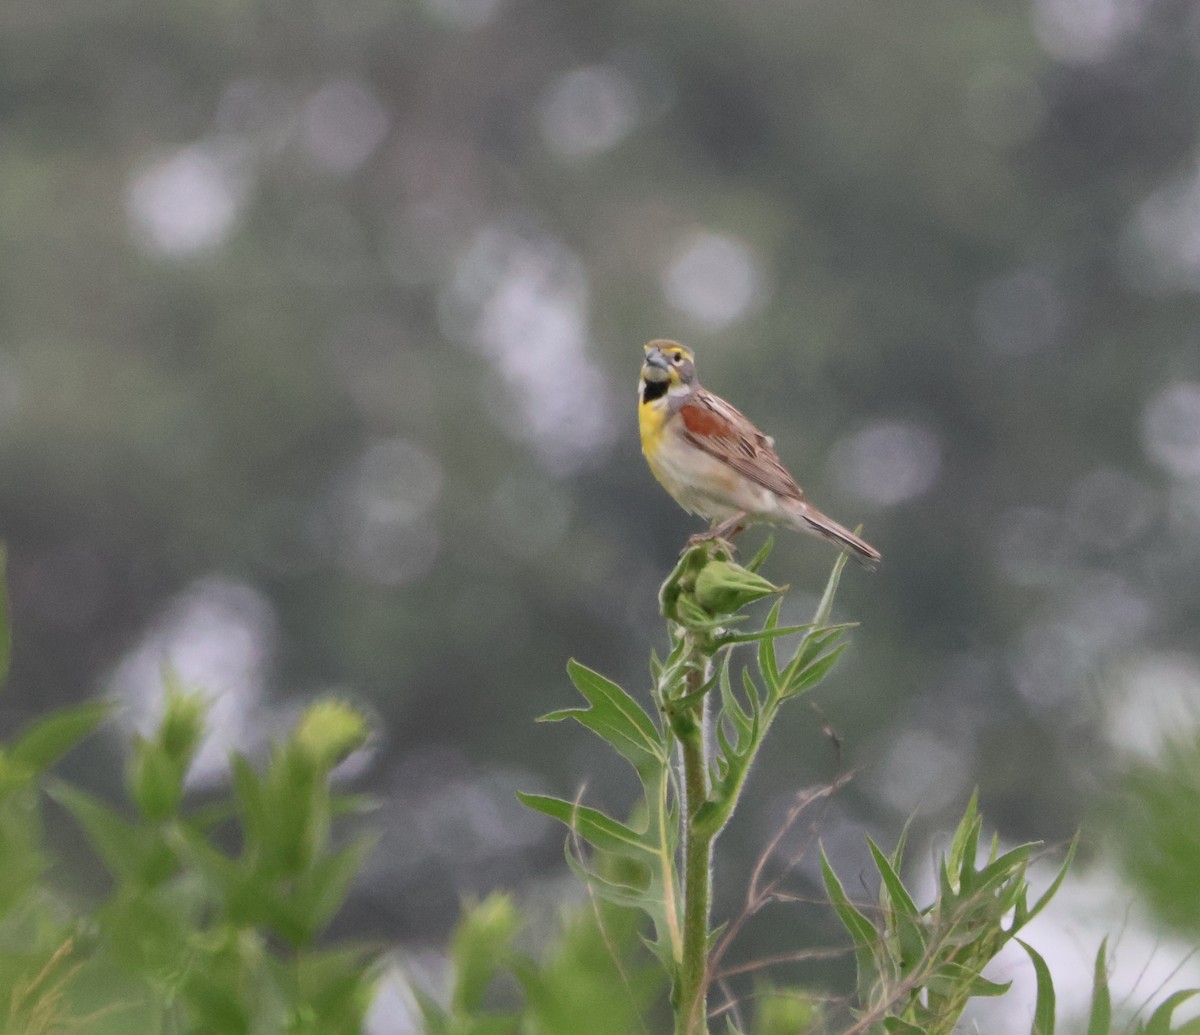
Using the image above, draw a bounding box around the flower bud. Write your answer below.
[694,560,782,615]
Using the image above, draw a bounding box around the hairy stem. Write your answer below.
[675,635,713,1035]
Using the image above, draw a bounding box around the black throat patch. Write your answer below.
[642,380,669,403]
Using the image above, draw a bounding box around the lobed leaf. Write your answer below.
[540,660,667,777]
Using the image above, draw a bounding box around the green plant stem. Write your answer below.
[676,635,713,1035]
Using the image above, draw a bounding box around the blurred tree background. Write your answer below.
[4,0,1200,1026]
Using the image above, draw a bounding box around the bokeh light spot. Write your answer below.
[127,143,247,257]
[1108,653,1200,756]
[1142,381,1200,479]
[831,419,942,506]
[662,231,761,329]
[340,439,444,586]
[441,224,616,472]
[1032,0,1147,63]
[875,730,968,814]
[538,65,638,160]
[109,579,277,787]
[424,0,502,29]
[301,79,390,174]
[1067,467,1156,551]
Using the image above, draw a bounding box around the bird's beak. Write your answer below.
[642,347,670,381]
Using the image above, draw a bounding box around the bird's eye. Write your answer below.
[670,353,682,364]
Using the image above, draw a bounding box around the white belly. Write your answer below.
[647,427,780,523]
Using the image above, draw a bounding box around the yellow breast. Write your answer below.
[638,395,670,457]
[638,391,750,523]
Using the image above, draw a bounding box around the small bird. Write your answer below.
[638,339,881,569]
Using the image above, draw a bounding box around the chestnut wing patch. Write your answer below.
[678,395,805,502]
[680,402,735,439]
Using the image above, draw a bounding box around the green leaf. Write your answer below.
[867,836,919,917]
[746,534,774,572]
[49,780,175,885]
[297,832,380,935]
[924,962,1012,998]
[947,791,981,894]
[10,701,110,773]
[715,621,817,648]
[1086,940,1111,1035]
[781,640,849,698]
[1019,940,1055,1035]
[451,894,520,1015]
[1017,832,1078,930]
[539,661,667,778]
[517,792,657,859]
[820,847,876,947]
[812,550,849,627]
[230,753,270,858]
[884,1019,929,1034]
[1144,989,1199,1035]
[867,836,927,969]
[757,598,784,690]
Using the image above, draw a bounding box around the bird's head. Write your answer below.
[641,340,697,401]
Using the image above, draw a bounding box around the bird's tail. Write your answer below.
[783,501,881,571]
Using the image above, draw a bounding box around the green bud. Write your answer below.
[159,689,207,762]
[672,594,714,628]
[693,560,782,615]
[131,689,208,820]
[292,700,369,771]
[131,738,184,820]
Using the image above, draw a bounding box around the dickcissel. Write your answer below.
[638,339,881,569]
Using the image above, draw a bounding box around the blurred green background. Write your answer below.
[4,0,1200,1026]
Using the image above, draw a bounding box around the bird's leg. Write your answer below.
[687,512,748,545]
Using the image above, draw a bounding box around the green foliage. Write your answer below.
[820,793,1076,1034]
[518,544,1200,1035]
[0,565,381,1035]
[1111,734,1200,935]
[414,894,662,1035]
[522,542,861,1034]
